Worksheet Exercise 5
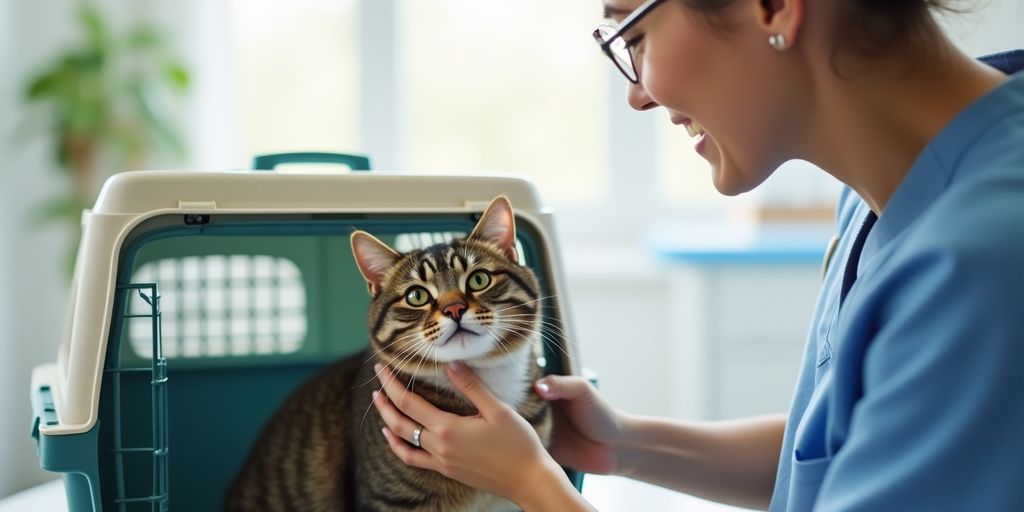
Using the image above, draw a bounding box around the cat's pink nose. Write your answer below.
[442,302,467,321]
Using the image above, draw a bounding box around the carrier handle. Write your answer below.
[252,152,372,171]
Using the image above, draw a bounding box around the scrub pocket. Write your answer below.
[788,455,834,511]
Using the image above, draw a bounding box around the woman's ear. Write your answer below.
[468,196,519,262]
[753,0,805,50]
[350,230,401,296]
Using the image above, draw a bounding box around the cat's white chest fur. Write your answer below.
[467,344,534,409]
[423,342,537,410]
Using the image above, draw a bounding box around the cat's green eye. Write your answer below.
[467,270,492,292]
[405,286,431,307]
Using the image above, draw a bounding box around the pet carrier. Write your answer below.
[30,153,583,511]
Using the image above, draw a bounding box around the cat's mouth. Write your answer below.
[439,326,480,347]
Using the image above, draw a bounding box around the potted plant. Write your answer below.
[21,3,190,274]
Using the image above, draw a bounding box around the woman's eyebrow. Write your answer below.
[602,3,633,20]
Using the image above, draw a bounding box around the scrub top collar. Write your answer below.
[859,50,1024,273]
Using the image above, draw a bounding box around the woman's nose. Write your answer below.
[626,80,659,112]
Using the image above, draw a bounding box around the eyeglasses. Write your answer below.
[592,0,668,83]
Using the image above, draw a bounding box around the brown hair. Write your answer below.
[680,0,960,60]
[830,0,961,59]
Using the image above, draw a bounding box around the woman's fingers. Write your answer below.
[381,427,436,470]
[535,375,594,401]
[373,390,424,446]
[375,363,449,430]
[372,374,443,467]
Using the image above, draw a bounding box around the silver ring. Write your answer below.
[411,425,423,448]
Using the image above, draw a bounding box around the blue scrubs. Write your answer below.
[770,50,1024,511]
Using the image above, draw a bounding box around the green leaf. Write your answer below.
[67,90,109,134]
[127,26,162,49]
[164,62,190,90]
[77,4,110,59]
[25,71,62,100]
[56,131,71,169]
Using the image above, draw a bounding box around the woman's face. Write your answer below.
[608,0,809,196]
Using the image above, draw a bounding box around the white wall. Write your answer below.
[939,0,1024,57]
[0,0,81,497]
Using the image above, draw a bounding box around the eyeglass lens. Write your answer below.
[595,25,636,82]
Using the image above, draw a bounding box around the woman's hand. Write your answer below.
[373,361,565,505]
[533,375,627,475]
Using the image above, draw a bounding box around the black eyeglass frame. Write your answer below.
[592,0,669,83]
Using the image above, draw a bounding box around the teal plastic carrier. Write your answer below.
[30,154,584,511]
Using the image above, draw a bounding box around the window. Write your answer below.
[222,0,837,226]
[400,0,609,204]
[228,0,360,165]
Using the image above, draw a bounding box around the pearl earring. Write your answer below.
[768,33,787,50]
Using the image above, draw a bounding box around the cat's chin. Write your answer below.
[432,332,497,362]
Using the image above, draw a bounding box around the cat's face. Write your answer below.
[351,196,541,370]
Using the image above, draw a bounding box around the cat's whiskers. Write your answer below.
[389,340,430,381]
[498,321,570,358]
[432,343,442,390]
[357,331,430,390]
[489,322,539,342]
[353,331,429,389]
[408,338,433,397]
[493,320,574,362]
[481,326,514,358]
[488,294,557,314]
[359,337,431,426]
[499,315,577,348]
[393,336,448,387]
[358,329,428,368]
[485,325,539,356]
[501,315,577,344]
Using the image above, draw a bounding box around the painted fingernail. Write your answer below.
[449,361,465,373]
[536,382,551,395]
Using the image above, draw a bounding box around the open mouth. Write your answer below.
[685,120,707,139]
[680,119,709,155]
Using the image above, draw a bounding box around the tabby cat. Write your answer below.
[225,196,553,511]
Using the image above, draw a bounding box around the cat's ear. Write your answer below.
[350,230,401,296]
[469,195,518,262]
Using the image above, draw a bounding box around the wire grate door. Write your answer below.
[106,283,169,511]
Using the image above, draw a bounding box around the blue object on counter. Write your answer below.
[648,221,834,265]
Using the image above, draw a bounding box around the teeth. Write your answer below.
[685,121,706,138]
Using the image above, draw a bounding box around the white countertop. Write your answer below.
[1,475,756,512]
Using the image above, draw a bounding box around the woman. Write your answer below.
[373,0,1024,509]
